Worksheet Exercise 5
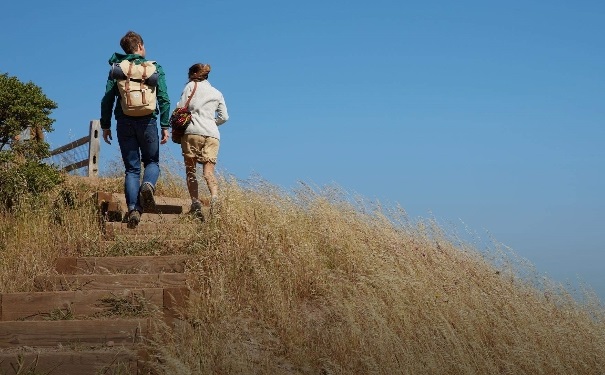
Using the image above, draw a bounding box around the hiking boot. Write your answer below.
[189,200,204,221]
[127,210,141,229]
[189,200,203,214]
[139,182,156,213]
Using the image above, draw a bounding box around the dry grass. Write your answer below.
[1,168,605,374]
[150,176,605,375]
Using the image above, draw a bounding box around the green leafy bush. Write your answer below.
[0,154,64,210]
[0,72,62,210]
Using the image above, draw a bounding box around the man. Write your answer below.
[100,31,170,229]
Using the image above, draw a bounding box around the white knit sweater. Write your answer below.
[177,80,229,140]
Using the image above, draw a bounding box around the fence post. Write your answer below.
[87,120,101,177]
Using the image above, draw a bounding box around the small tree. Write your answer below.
[0,72,62,210]
[0,72,57,154]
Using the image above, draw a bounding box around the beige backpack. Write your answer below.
[111,60,158,116]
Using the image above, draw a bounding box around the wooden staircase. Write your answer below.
[0,192,201,374]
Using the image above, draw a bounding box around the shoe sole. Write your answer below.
[140,184,156,213]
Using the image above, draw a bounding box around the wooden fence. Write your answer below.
[49,120,101,177]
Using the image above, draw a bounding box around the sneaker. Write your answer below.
[139,182,156,213]
[127,210,141,229]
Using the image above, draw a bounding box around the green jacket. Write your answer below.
[100,53,170,129]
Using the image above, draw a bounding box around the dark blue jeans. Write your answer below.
[116,116,160,212]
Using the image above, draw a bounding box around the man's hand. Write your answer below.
[160,128,169,144]
[103,129,112,145]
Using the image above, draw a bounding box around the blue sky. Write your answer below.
[2,0,604,301]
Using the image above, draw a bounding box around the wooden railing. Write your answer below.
[49,120,101,177]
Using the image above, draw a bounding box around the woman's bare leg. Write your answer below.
[185,157,199,202]
[202,162,218,198]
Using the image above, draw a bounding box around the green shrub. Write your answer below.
[0,152,63,210]
[0,71,62,210]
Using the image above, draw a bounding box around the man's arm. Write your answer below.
[100,78,117,130]
[155,64,171,129]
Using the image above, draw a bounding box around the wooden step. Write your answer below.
[102,223,203,241]
[0,288,164,321]
[108,212,189,224]
[0,349,140,375]
[96,191,196,209]
[34,274,187,292]
[0,319,149,348]
[100,239,189,254]
[55,255,190,275]
[132,212,188,224]
[104,221,195,237]
[0,192,194,371]
[96,191,195,217]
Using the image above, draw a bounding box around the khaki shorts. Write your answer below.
[181,134,220,164]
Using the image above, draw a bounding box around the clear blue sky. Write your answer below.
[2,0,604,301]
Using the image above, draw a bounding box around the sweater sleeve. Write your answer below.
[154,64,171,129]
[215,93,229,126]
[100,78,117,129]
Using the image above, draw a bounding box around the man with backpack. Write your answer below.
[100,31,170,229]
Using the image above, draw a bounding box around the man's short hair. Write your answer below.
[120,31,144,54]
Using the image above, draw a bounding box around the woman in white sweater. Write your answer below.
[177,63,229,214]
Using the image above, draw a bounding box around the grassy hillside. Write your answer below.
[1,168,604,374]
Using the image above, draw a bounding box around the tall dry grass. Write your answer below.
[151,176,605,375]
[0,153,190,291]
[1,166,604,374]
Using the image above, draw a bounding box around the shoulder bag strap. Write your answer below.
[184,82,198,109]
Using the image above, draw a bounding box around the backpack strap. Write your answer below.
[141,64,148,105]
[125,62,133,107]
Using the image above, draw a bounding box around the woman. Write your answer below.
[176,63,229,215]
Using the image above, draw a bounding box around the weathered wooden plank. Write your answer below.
[49,135,88,156]
[55,257,78,274]
[95,192,198,215]
[163,288,191,324]
[104,200,122,212]
[0,349,139,375]
[34,274,187,292]
[95,191,196,209]
[0,319,149,348]
[95,191,117,205]
[1,289,164,321]
[149,204,184,215]
[96,192,124,223]
[139,212,186,223]
[110,193,192,208]
[95,191,191,215]
[55,255,190,275]
[87,120,100,177]
[104,222,196,237]
[105,212,184,224]
[99,239,188,253]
